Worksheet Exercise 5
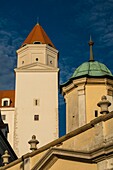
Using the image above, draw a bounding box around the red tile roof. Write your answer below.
[22,24,55,48]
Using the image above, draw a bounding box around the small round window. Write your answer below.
[36,58,38,61]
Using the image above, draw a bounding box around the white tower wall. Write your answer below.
[15,71,59,156]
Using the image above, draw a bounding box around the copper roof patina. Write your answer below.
[72,61,113,78]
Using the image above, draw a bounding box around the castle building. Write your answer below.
[1,24,113,170]
[0,23,59,157]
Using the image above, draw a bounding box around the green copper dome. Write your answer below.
[72,61,113,78]
[61,37,113,87]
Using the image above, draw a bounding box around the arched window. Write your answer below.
[2,98,10,107]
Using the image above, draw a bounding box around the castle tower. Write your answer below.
[61,38,113,133]
[14,23,59,157]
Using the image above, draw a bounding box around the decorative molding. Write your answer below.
[17,44,58,54]
[62,77,113,95]
[15,68,59,73]
[0,108,15,111]
[77,85,85,96]
[14,62,59,72]
[62,83,75,95]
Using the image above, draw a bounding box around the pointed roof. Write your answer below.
[22,23,55,48]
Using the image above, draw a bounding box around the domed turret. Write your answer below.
[61,37,113,133]
[62,37,113,86]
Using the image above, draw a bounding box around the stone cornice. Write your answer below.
[61,77,113,95]
[31,148,93,170]
[14,68,59,73]
[17,44,58,54]
[32,144,113,169]
[14,61,59,73]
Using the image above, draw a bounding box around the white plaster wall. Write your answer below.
[1,108,15,148]
[15,71,59,157]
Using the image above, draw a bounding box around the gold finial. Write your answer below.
[88,35,94,61]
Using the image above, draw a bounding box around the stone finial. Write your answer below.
[2,150,10,166]
[97,95,111,114]
[28,135,39,151]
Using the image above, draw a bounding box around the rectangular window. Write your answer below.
[1,115,6,121]
[35,100,38,106]
[34,115,39,121]
[34,99,40,106]
[95,110,98,117]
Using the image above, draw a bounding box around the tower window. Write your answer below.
[47,56,54,66]
[2,98,10,107]
[35,99,38,105]
[34,99,40,106]
[34,115,39,121]
[95,110,98,117]
[33,41,42,44]
[50,60,53,64]
[36,58,38,61]
[4,101,8,106]
[22,61,24,64]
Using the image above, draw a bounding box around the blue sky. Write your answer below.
[0,0,113,135]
